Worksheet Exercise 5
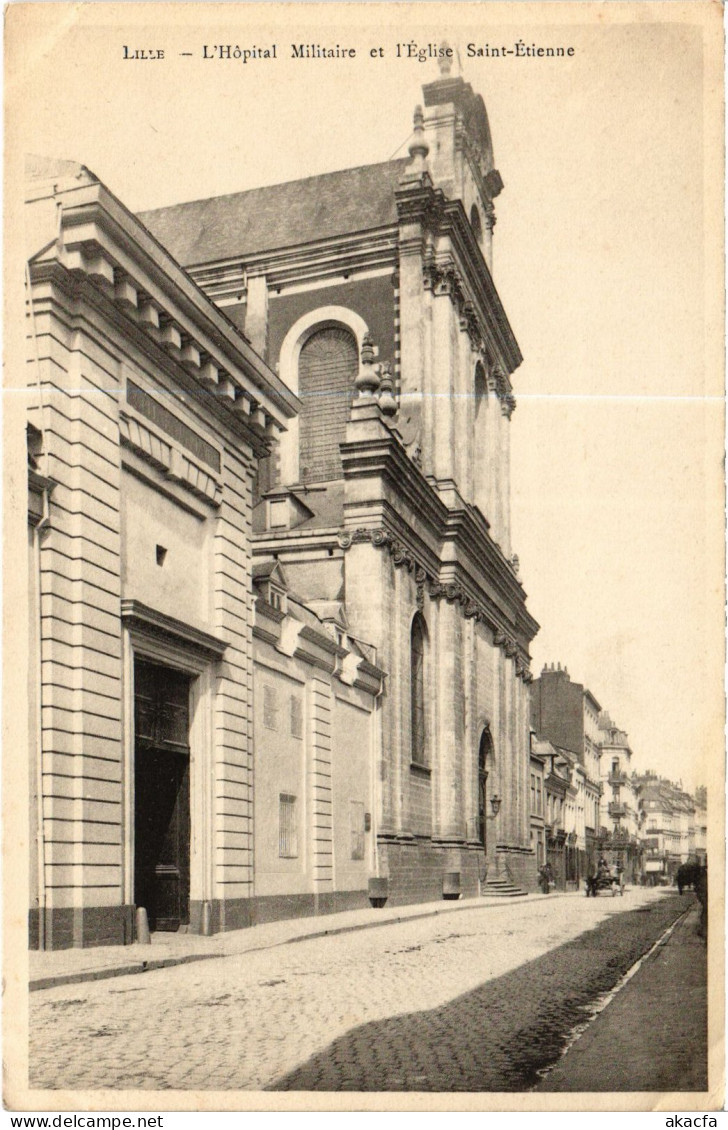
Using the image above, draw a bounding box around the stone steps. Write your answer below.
[482,878,529,898]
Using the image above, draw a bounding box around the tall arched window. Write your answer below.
[478,727,494,849]
[474,361,487,420]
[410,613,427,765]
[298,324,358,482]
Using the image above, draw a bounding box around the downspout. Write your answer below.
[371,671,385,879]
[26,218,59,949]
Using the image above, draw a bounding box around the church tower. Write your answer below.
[395,59,519,557]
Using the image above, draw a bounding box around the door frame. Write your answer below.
[122,627,214,923]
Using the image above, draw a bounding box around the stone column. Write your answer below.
[501,404,512,559]
[244,274,269,359]
[431,290,454,482]
[309,673,334,895]
[397,231,428,471]
[435,599,465,841]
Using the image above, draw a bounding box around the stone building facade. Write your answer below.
[142,69,540,901]
[530,663,602,878]
[25,159,303,947]
[598,712,642,880]
[26,64,541,949]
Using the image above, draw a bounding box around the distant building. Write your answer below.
[530,664,601,871]
[635,772,697,883]
[598,713,642,881]
[529,740,546,874]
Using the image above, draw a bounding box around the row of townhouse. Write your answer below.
[636,773,703,883]
[529,665,703,889]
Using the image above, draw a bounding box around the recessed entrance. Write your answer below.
[134,659,191,931]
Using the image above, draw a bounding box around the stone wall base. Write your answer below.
[29,905,135,950]
[377,838,489,905]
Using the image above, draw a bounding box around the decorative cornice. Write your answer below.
[119,409,222,507]
[120,599,228,658]
[28,185,299,423]
[395,178,522,376]
[336,525,532,677]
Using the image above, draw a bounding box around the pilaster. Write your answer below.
[309,674,334,891]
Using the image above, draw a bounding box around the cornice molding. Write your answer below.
[120,599,228,658]
[29,263,275,460]
[394,179,522,377]
[336,525,533,675]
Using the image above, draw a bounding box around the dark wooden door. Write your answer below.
[134,660,191,931]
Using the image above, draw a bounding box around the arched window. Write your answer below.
[474,361,487,419]
[410,613,427,765]
[298,324,358,482]
[478,727,494,849]
[470,204,483,244]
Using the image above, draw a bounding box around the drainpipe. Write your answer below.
[32,480,54,949]
[371,672,385,879]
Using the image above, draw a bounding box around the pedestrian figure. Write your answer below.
[696,862,708,939]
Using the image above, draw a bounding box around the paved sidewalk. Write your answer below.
[536,905,708,1092]
[30,888,567,991]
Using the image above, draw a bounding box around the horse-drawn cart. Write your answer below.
[585,869,623,897]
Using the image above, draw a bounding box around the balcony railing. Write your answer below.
[608,802,626,817]
[608,772,628,785]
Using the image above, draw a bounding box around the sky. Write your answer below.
[8,3,724,792]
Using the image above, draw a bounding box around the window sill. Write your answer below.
[410,762,432,778]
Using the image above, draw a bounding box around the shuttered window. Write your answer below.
[350,801,365,860]
[263,684,278,730]
[298,325,358,482]
[290,695,303,739]
[279,794,298,858]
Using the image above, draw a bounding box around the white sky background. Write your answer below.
[9,4,723,792]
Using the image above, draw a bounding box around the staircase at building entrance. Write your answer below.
[481,876,529,898]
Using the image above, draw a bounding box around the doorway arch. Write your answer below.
[477,726,495,851]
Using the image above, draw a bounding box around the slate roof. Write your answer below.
[139,158,411,267]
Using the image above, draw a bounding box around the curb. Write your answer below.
[28,889,580,992]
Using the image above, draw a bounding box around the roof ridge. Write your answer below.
[139,157,410,216]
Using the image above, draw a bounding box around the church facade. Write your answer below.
[143,68,539,903]
[25,67,539,949]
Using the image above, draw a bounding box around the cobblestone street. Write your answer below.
[30,890,701,1093]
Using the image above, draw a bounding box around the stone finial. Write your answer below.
[438,42,453,75]
[378,363,397,417]
[407,105,430,176]
[355,333,380,397]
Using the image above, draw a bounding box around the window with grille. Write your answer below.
[350,800,365,860]
[290,695,303,739]
[263,684,278,730]
[298,325,358,482]
[410,613,427,765]
[279,794,298,858]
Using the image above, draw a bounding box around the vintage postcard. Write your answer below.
[3,1,724,1115]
